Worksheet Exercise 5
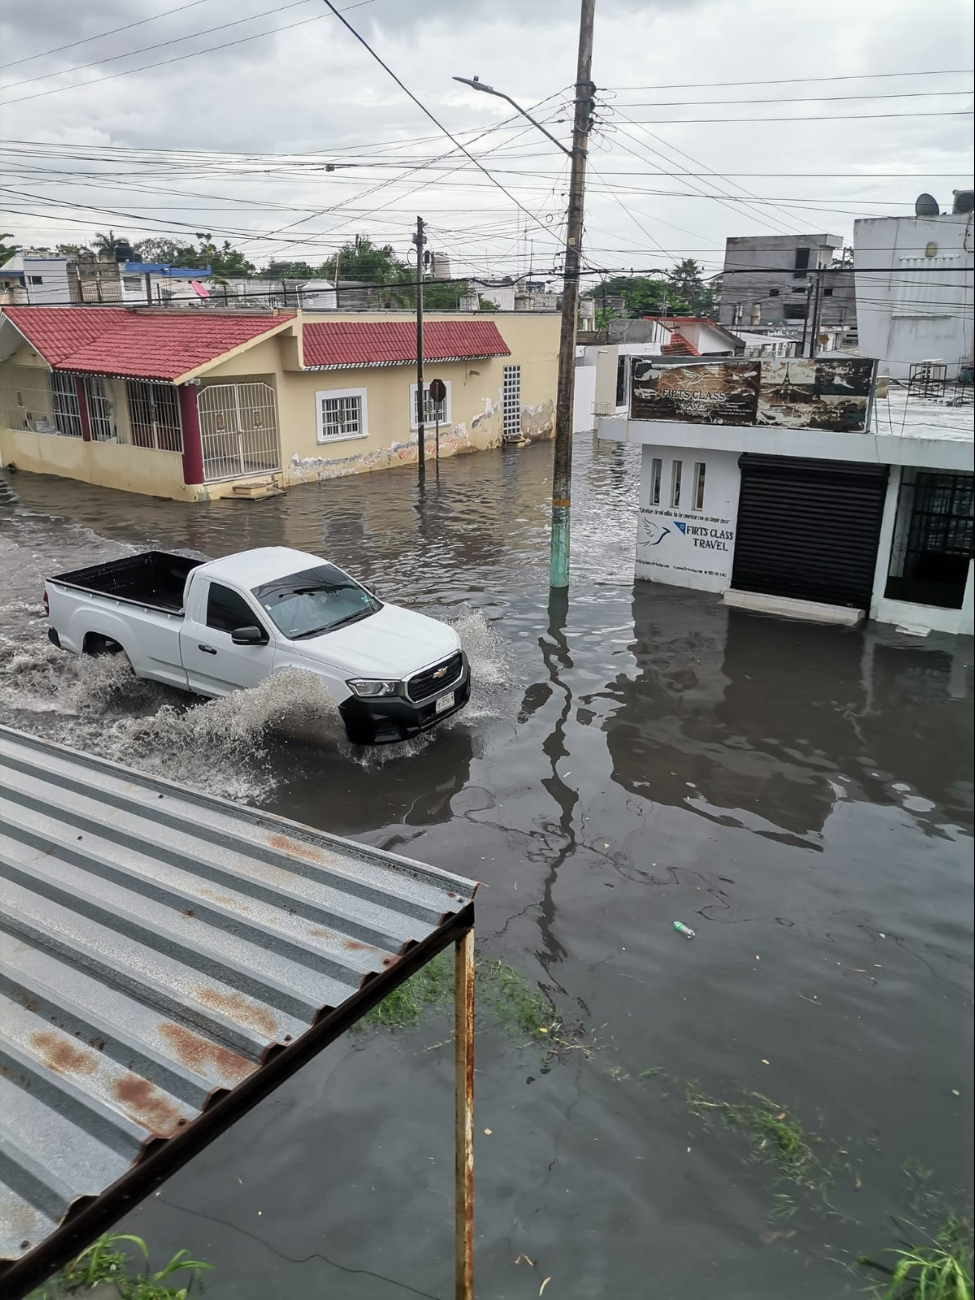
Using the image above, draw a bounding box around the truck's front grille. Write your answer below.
[407,652,463,703]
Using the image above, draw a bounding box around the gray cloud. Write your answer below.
[1,0,972,273]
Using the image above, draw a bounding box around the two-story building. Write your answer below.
[0,307,559,501]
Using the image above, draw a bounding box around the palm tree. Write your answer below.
[322,235,412,307]
[93,230,131,260]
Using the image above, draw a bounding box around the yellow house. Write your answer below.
[0,307,559,501]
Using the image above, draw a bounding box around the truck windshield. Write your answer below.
[252,565,381,640]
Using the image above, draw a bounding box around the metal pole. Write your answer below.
[809,268,824,356]
[549,0,596,590]
[415,215,426,480]
[144,272,152,307]
[454,926,474,1300]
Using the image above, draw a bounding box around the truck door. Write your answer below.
[180,579,275,696]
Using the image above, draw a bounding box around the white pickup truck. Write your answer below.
[44,546,470,744]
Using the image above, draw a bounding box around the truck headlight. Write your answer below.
[347,679,400,698]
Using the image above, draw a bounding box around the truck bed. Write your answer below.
[49,552,203,614]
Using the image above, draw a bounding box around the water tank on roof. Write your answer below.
[914,193,940,217]
[952,189,974,215]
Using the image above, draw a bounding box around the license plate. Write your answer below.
[435,691,455,715]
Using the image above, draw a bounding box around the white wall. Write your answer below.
[24,257,71,306]
[854,212,974,380]
[635,444,741,591]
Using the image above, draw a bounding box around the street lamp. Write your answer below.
[452,76,573,157]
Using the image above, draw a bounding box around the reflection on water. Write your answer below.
[603,585,974,843]
[0,441,971,1300]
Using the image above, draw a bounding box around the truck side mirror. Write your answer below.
[231,625,267,646]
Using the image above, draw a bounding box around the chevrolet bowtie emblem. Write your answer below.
[433,666,448,679]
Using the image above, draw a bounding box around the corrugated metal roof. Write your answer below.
[0,725,477,1289]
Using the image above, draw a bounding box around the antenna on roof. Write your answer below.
[914,193,940,217]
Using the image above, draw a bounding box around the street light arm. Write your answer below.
[452,76,573,157]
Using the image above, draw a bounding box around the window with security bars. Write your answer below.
[0,365,57,433]
[319,392,364,440]
[409,382,450,430]
[84,376,116,441]
[49,372,83,438]
[887,470,974,609]
[502,364,521,440]
[126,381,183,451]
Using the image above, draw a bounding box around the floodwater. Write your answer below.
[1,439,972,1300]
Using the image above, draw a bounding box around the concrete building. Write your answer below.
[854,200,974,380]
[596,353,973,637]
[0,252,73,307]
[573,316,748,433]
[719,233,855,334]
[0,307,558,502]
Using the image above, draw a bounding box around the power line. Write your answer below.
[616,89,973,107]
[317,0,568,247]
[0,0,321,93]
[606,112,807,238]
[623,110,974,124]
[604,68,975,91]
[0,0,375,108]
[0,0,213,72]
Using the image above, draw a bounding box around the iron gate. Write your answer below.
[198,382,280,482]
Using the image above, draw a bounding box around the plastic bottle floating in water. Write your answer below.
[673,921,696,940]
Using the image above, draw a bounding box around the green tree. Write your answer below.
[584,274,672,318]
[420,278,466,310]
[0,233,17,265]
[191,234,255,277]
[668,257,704,299]
[321,235,411,306]
[93,230,133,259]
[134,238,188,265]
[667,258,721,316]
[56,243,96,262]
[264,260,324,280]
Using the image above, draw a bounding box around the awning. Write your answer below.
[0,726,478,1297]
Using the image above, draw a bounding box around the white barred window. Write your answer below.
[316,388,368,442]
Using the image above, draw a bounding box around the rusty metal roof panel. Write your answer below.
[0,725,477,1282]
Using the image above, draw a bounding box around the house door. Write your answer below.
[198,382,280,482]
[731,454,889,610]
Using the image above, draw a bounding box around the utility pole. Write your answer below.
[413,215,426,479]
[550,0,596,589]
[811,269,826,358]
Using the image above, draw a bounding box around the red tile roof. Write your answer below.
[1,307,292,381]
[661,330,701,358]
[302,319,510,369]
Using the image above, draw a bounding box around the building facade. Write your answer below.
[596,355,973,637]
[854,207,974,380]
[719,233,856,335]
[0,308,558,502]
[573,317,750,433]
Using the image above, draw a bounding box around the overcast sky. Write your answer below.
[1,0,972,281]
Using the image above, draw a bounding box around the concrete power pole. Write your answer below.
[413,215,426,479]
[549,0,596,590]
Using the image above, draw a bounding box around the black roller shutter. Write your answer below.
[732,454,889,609]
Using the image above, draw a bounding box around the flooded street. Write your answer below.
[1,439,972,1299]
